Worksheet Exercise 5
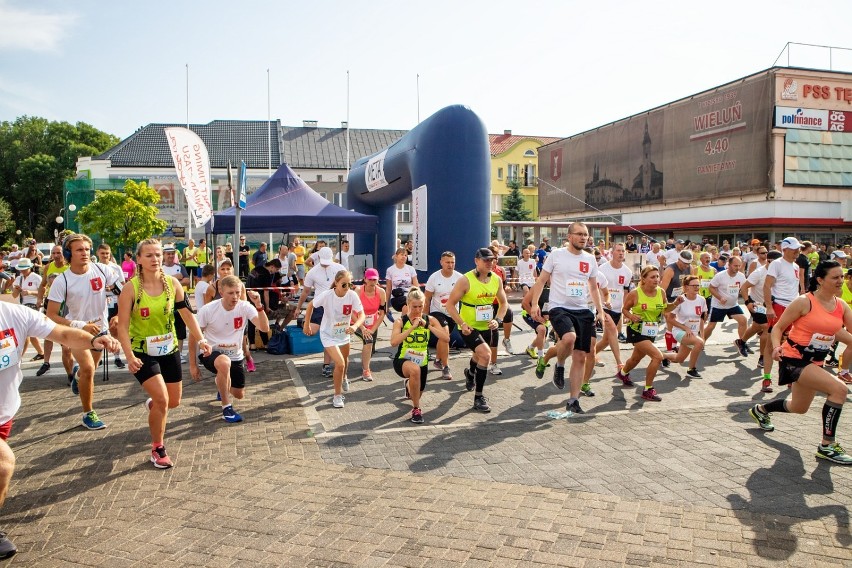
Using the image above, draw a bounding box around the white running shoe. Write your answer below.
[502,338,513,355]
[332,394,345,408]
[488,363,503,376]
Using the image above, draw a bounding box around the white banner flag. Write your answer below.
[164,127,214,227]
[411,184,428,271]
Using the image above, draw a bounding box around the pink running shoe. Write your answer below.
[641,388,662,402]
[151,446,173,469]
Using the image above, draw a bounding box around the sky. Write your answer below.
[2,0,852,143]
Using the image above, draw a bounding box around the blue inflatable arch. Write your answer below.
[347,105,491,278]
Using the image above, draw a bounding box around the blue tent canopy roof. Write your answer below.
[207,163,378,234]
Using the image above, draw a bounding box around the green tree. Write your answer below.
[499,179,532,221]
[76,180,167,251]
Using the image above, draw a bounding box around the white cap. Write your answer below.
[780,237,802,251]
[318,247,333,266]
[831,250,847,259]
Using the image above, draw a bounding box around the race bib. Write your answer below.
[727,284,740,297]
[0,336,19,372]
[402,348,425,366]
[107,295,117,308]
[364,313,376,328]
[542,302,550,313]
[809,333,835,352]
[671,287,683,298]
[687,319,701,333]
[475,305,493,322]
[332,320,349,338]
[640,322,660,337]
[608,288,622,303]
[700,279,711,289]
[566,281,585,298]
[753,305,767,315]
[146,332,175,357]
[215,343,240,358]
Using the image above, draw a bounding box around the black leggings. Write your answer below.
[246,321,268,347]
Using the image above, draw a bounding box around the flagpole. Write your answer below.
[346,70,350,173]
[416,73,420,124]
[268,68,273,247]
[186,63,192,241]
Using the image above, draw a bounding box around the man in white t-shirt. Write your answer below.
[47,233,121,430]
[705,256,748,351]
[11,258,44,361]
[530,222,604,415]
[645,242,662,268]
[190,275,268,423]
[665,240,686,266]
[0,301,119,560]
[740,250,782,381]
[293,247,347,377]
[595,243,633,370]
[515,248,538,291]
[96,243,126,369]
[335,239,351,269]
[423,251,464,380]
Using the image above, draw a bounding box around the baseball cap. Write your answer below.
[831,250,847,259]
[16,258,32,270]
[219,257,233,266]
[780,237,802,250]
[474,247,496,260]
[364,268,379,280]
[318,247,333,265]
[718,252,731,260]
[750,239,761,246]
[675,239,685,245]
[163,244,176,252]
[766,250,782,260]
[678,250,693,262]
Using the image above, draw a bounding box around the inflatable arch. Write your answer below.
[347,105,491,278]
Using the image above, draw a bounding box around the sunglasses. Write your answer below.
[339,282,351,289]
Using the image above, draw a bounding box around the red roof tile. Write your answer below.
[489,134,562,156]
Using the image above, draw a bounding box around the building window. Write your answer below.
[317,174,323,182]
[397,201,411,223]
[524,164,537,187]
[523,149,536,158]
[507,164,519,183]
[338,174,344,182]
[497,167,503,180]
[319,192,328,200]
[492,194,503,213]
[333,192,346,208]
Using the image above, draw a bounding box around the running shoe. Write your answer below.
[343,377,350,392]
[70,365,79,395]
[552,365,565,390]
[535,357,549,379]
[222,406,243,422]
[0,532,16,560]
[686,368,702,379]
[151,445,173,469]
[464,368,474,391]
[35,362,50,376]
[526,346,537,359]
[246,358,256,372]
[760,379,774,393]
[744,343,755,355]
[757,356,764,368]
[114,358,125,369]
[433,358,444,370]
[473,395,491,413]
[332,395,345,409]
[567,399,585,414]
[641,388,662,402]
[618,332,627,343]
[403,378,410,400]
[825,359,838,368]
[442,366,453,380]
[661,357,670,368]
[31,354,44,361]
[361,370,374,382]
[580,383,595,397]
[615,370,634,386]
[502,338,513,355]
[410,408,424,425]
[816,442,852,465]
[488,363,503,376]
[322,364,333,378]
[180,353,188,364]
[145,398,153,412]
[82,410,106,430]
[748,404,774,432]
[736,339,748,357]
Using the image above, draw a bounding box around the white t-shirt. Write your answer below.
[671,295,707,333]
[515,258,537,287]
[665,248,681,266]
[590,272,608,313]
[645,249,661,268]
[304,263,347,296]
[336,250,351,268]
[162,263,188,280]
[47,264,120,329]
[542,247,599,311]
[194,280,211,311]
[766,258,800,307]
[98,261,125,309]
[386,264,418,292]
[709,269,746,310]
[311,288,363,347]
[424,270,463,314]
[196,299,258,361]
[279,252,296,277]
[745,265,769,305]
[597,261,634,312]
[0,302,56,424]
[741,251,757,272]
[14,272,42,306]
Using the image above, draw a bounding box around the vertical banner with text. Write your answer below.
[411,185,428,271]
[164,127,213,227]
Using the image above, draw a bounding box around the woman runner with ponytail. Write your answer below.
[116,239,210,469]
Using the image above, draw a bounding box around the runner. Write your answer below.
[529,222,604,414]
[704,256,749,354]
[424,251,463,380]
[445,247,508,413]
[190,275,268,423]
[161,245,190,363]
[521,284,552,377]
[617,265,679,401]
[121,251,136,280]
[0,300,120,559]
[386,248,419,315]
[117,238,209,466]
[749,260,852,465]
[193,264,216,311]
[487,246,514,373]
[292,238,306,287]
[11,259,44,361]
[695,252,716,313]
[390,288,449,424]
[183,239,199,288]
[46,234,121,429]
[665,275,707,377]
[595,242,633,374]
[515,247,538,291]
[740,250,782,372]
[201,258,258,373]
[294,247,347,378]
[660,249,693,353]
[355,268,386,382]
[303,270,364,408]
[96,243,126,369]
[35,245,74,378]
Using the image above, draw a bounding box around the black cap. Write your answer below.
[675,239,685,245]
[767,250,782,260]
[475,247,495,260]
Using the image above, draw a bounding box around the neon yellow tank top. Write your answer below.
[628,286,666,333]
[395,316,431,364]
[128,275,177,354]
[842,283,852,311]
[696,266,715,299]
[460,270,499,331]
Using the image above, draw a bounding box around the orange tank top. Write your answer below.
[781,292,844,362]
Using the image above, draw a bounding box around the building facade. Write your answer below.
[538,66,852,246]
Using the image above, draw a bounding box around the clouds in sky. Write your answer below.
[0,0,76,52]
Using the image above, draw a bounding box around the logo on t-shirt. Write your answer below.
[618,275,625,285]
[90,277,103,292]
[579,262,589,274]
[234,317,243,329]
[342,304,352,316]
[140,307,150,318]
[641,303,647,310]
[695,306,703,316]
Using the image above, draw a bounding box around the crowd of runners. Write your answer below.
[0,224,850,560]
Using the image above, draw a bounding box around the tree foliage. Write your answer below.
[0,116,118,240]
[499,179,532,221]
[76,180,167,252]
